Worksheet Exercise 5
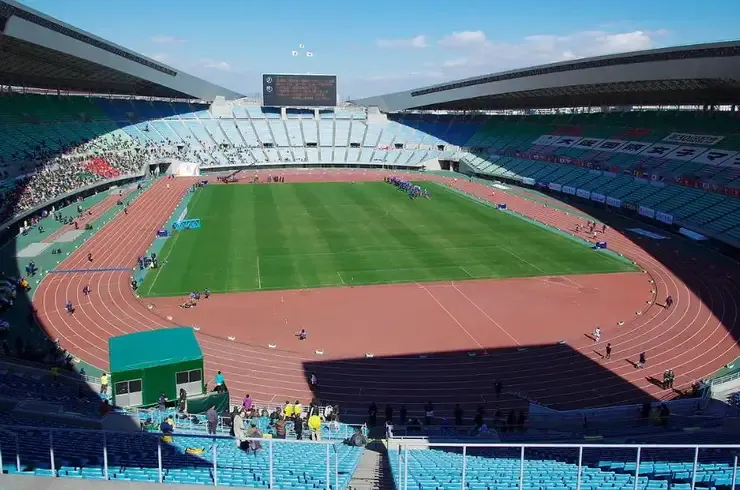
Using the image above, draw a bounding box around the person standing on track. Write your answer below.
[605,343,612,360]
[87,252,93,262]
[82,285,91,296]
[593,327,601,343]
[637,352,646,369]
[65,300,74,315]
[665,295,674,309]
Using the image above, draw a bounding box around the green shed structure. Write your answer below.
[108,327,204,408]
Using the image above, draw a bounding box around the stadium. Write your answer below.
[0,0,740,488]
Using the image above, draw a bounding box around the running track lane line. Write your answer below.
[417,282,484,349]
[46,176,736,402]
[450,282,521,346]
[37,172,740,410]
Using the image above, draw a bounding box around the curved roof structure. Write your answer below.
[0,0,242,100]
[353,41,740,111]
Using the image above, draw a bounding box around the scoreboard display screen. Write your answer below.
[262,74,337,107]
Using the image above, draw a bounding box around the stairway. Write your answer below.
[348,441,395,490]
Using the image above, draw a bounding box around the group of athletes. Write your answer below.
[385,176,430,199]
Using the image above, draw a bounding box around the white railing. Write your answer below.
[0,423,344,488]
[393,442,740,490]
[127,406,366,441]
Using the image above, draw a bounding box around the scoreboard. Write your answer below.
[262,74,337,107]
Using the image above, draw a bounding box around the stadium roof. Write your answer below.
[0,0,243,100]
[353,41,740,112]
[109,328,203,373]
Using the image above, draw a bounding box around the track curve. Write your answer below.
[33,171,740,421]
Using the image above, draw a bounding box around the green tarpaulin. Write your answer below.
[109,327,205,407]
[109,327,203,372]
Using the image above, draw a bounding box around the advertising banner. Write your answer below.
[655,211,674,225]
[590,193,606,203]
[606,196,621,208]
[662,132,724,146]
[638,206,656,219]
[576,188,591,199]
[562,186,576,195]
[548,183,562,192]
[521,177,536,186]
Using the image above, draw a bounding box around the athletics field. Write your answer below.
[139,181,637,296]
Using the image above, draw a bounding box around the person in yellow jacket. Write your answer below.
[293,400,302,418]
[284,401,294,418]
[100,373,108,395]
[308,413,322,441]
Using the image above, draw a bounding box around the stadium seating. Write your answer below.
[0,423,363,488]
[459,112,740,242]
[390,446,738,490]
[2,93,740,245]
[0,368,102,416]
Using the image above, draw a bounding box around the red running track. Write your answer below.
[33,170,740,420]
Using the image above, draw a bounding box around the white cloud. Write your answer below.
[376,35,428,49]
[438,30,489,48]
[198,59,232,71]
[151,35,186,45]
[433,28,668,75]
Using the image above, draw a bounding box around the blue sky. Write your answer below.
[16,0,740,99]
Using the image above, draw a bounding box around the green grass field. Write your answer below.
[139,181,637,296]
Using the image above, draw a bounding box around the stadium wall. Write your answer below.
[111,359,203,408]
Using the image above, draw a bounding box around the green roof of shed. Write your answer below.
[108,327,202,373]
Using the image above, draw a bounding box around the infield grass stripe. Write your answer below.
[139,181,637,297]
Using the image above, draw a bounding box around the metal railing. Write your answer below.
[0,423,344,488]
[393,442,740,490]
[128,406,366,440]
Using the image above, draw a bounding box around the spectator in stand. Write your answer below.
[178,389,187,412]
[273,415,287,439]
[293,399,303,419]
[424,401,435,425]
[454,404,463,425]
[293,413,304,440]
[158,393,167,411]
[368,402,377,426]
[206,405,218,435]
[399,406,407,426]
[233,409,247,448]
[100,372,108,395]
[385,404,393,424]
[160,416,175,443]
[246,423,263,453]
[242,394,252,412]
[494,380,503,399]
[347,427,367,447]
[214,371,225,393]
[308,412,322,441]
[284,400,294,419]
[323,404,333,422]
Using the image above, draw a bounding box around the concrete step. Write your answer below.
[348,443,395,490]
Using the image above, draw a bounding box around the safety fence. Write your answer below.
[0,423,353,488]
[392,442,740,490]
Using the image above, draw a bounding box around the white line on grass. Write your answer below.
[337,272,346,285]
[256,256,262,289]
[459,266,474,278]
